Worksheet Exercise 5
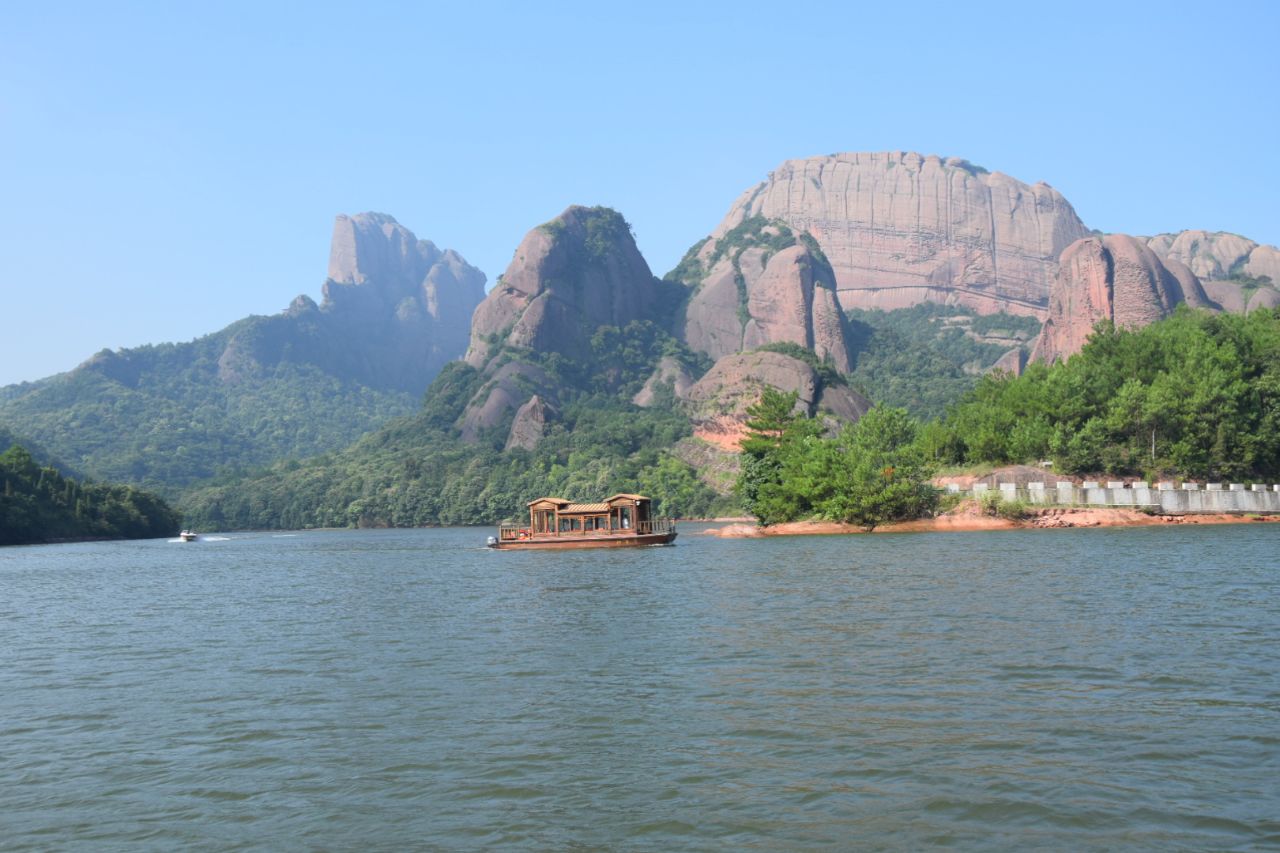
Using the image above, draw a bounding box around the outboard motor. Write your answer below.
[486,536,498,548]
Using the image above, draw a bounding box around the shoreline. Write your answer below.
[702,505,1280,538]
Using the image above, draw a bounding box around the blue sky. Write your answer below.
[1,0,1276,386]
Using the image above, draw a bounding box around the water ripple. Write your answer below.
[2,525,1278,849]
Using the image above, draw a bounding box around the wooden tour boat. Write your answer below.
[488,494,676,550]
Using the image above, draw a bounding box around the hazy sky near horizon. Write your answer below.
[1,0,1277,386]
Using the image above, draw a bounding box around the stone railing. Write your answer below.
[945,481,1280,514]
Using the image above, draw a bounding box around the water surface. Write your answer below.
[2,525,1278,849]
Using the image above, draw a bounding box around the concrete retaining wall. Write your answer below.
[948,481,1280,514]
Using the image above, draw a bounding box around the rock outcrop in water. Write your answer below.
[708,151,1089,317]
[1031,234,1214,364]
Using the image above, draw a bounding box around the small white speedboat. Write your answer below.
[179,530,198,542]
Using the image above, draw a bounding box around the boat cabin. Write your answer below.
[524,494,654,536]
[492,493,676,548]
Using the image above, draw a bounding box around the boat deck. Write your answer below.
[490,519,676,550]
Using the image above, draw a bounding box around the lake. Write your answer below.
[2,525,1278,849]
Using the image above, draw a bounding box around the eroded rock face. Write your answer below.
[1146,230,1280,284]
[505,395,556,451]
[458,207,676,444]
[1031,235,1214,364]
[458,361,556,443]
[465,206,671,369]
[680,351,871,450]
[681,235,854,371]
[710,152,1089,316]
[310,213,486,391]
[1247,288,1280,312]
[990,347,1027,377]
[217,212,486,392]
[633,356,697,408]
[1146,230,1280,315]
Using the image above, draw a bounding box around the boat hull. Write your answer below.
[488,531,676,550]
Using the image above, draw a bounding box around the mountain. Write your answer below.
[711,151,1089,317]
[466,206,673,369]
[133,154,1280,529]
[1146,230,1280,283]
[180,205,878,529]
[0,213,484,490]
[460,206,875,453]
[456,206,687,445]
[1145,230,1280,313]
[671,217,855,371]
[1031,234,1214,364]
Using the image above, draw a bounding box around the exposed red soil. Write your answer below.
[703,503,1280,538]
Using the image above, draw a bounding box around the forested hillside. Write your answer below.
[0,212,484,493]
[0,445,180,545]
[0,327,416,490]
[846,305,1039,419]
[181,359,732,530]
[929,307,1280,479]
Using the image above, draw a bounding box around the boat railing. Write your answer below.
[638,518,676,535]
[497,518,676,539]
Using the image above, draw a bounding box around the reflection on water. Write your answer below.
[2,525,1278,849]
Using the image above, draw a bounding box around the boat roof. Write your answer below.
[528,494,651,509]
[560,503,610,514]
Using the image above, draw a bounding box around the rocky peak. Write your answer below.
[675,217,855,371]
[217,212,486,393]
[1145,230,1280,283]
[327,212,439,286]
[1145,230,1280,314]
[710,151,1089,317]
[454,206,682,445]
[1031,234,1214,364]
[321,213,484,324]
[465,206,672,370]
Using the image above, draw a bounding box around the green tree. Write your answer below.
[736,389,823,525]
[817,407,939,530]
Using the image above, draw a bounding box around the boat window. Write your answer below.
[620,507,632,529]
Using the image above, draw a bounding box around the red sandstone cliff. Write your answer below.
[1031,234,1214,364]
[709,151,1089,317]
